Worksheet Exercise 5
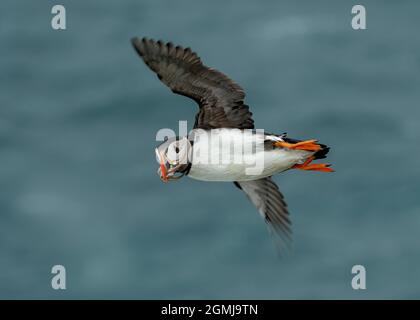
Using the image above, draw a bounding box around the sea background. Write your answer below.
[1,0,420,299]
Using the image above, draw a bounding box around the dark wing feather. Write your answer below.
[131,37,254,129]
[235,178,291,244]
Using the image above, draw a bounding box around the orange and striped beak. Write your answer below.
[155,148,168,182]
[155,148,186,182]
[160,162,168,182]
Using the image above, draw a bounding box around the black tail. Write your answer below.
[313,144,330,160]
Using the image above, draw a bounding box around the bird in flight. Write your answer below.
[131,37,333,248]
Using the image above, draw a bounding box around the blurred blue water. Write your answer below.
[1,0,420,299]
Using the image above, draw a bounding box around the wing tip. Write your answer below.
[131,36,144,56]
[131,37,201,62]
[131,36,158,57]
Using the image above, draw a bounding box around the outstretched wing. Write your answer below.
[131,37,254,129]
[235,178,291,244]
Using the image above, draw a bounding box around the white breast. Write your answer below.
[187,129,310,182]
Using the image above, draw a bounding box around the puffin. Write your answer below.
[131,37,333,247]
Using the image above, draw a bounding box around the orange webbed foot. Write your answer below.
[292,156,334,172]
[274,139,322,152]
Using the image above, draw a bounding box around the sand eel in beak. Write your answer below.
[132,37,333,249]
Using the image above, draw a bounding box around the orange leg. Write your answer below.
[274,139,322,152]
[292,156,334,172]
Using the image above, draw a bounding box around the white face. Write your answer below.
[166,138,190,165]
[155,137,191,182]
